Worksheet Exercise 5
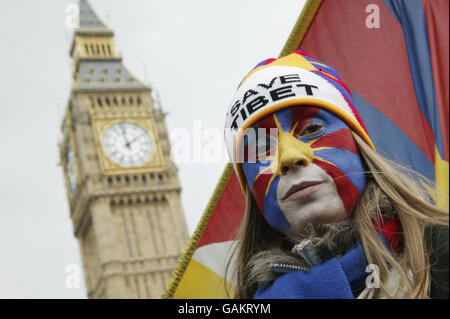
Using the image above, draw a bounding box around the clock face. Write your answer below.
[102,122,153,167]
[66,146,78,194]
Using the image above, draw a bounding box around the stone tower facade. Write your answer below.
[59,0,189,298]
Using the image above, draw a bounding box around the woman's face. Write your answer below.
[241,106,366,234]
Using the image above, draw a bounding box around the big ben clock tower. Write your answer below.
[59,0,189,298]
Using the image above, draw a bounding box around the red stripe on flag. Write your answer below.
[421,0,449,161]
[196,173,246,249]
[301,0,436,163]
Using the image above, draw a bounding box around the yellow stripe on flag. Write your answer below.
[172,259,234,299]
[435,146,449,210]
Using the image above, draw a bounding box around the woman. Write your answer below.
[224,50,448,299]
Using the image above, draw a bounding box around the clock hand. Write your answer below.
[125,135,140,147]
[120,124,132,149]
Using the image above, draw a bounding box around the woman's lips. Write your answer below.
[282,181,323,201]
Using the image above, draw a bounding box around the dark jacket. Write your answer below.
[427,225,449,299]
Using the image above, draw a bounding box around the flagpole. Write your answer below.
[279,0,323,57]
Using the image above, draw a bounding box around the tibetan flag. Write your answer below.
[163,166,245,298]
[163,0,449,299]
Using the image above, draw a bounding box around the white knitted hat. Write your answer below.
[224,51,374,192]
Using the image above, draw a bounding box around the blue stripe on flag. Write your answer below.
[352,89,435,181]
[383,0,444,160]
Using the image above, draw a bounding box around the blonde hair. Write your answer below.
[226,132,448,299]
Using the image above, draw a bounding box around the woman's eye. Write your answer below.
[298,123,324,137]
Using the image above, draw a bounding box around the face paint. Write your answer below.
[241,106,366,232]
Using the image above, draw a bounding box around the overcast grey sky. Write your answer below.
[0,0,305,298]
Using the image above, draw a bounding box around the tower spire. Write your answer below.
[70,0,148,92]
[78,0,108,30]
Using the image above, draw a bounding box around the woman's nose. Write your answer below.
[277,132,313,175]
